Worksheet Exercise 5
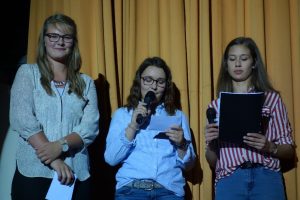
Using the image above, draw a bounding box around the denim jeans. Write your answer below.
[115,186,184,200]
[215,166,286,200]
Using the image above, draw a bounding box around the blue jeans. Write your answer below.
[115,186,184,200]
[215,167,286,200]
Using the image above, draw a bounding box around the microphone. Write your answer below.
[136,91,156,125]
[206,107,216,124]
[206,107,218,148]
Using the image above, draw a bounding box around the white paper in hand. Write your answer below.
[148,115,181,131]
[45,172,76,200]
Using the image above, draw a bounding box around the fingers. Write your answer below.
[44,159,52,165]
[37,149,52,163]
[132,103,148,122]
[165,126,184,145]
[51,159,75,186]
[243,139,264,149]
[35,142,62,164]
[205,124,219,133]
[37,151,52,163]
[243,133,267,150]
[205,124,219,144]
[139,104,149,115]
[205,133,218,143]
[59,166,75,185]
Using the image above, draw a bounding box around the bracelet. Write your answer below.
[205,140,218,151]
[271,142,278,156]
[175,139,190,151]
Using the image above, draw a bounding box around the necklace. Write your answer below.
[53,80,66,87]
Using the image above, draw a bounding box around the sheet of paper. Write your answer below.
[148,115,181,132]
[219,92,264,145]
[45,172,76,200]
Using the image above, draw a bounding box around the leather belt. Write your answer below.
[126,179,164,190]
[240,161,263,169]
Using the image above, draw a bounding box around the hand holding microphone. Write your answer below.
[136,91,156,125]
[205,107,219,147]
[126,91,156,141]
[206,107,216,124]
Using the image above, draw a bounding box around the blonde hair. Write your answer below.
[36,13,85,98]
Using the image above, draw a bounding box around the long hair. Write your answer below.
[216,37,277,97]
[36,13,85,98]
[125,57,177,115]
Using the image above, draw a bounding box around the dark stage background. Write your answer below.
[0,0,31,152]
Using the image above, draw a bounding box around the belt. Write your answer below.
[240,161,263,169]
[126,179,164,190]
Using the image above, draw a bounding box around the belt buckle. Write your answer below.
[141,180,154,191]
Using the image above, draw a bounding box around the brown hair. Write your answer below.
[216,37,277,97]
[125,57,177,115]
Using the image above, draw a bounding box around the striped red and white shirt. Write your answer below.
[208,91,293,183]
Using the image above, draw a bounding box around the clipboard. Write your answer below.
[218,92,264,145]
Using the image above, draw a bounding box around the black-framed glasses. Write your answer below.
[141,76,166,88]
[45,33,74,43]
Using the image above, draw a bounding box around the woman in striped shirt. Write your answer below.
[205,37,295,200]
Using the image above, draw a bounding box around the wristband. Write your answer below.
[175,139,190,151]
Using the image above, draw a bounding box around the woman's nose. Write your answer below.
[235,59,241,67]
[151,82,158,89]
[57,37,66,45]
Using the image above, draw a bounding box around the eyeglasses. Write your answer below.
[141,76,166,88]
[45,33,74,43]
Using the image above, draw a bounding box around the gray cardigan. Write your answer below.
[10,64,99,181]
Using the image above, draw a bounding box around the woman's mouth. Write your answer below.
[234,70,243,75]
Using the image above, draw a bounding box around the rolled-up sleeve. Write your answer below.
[10,64,42,140]
[72,77,99,146]
[272,95,293,145]
[104,108,135,166]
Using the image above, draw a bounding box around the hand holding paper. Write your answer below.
[148,115,181,139]
[45,172,76,200]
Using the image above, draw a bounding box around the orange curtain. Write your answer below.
[27,0,300,199]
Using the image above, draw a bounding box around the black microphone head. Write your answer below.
[206,107,216,124]
[136,91,156,125]
[144,91,156,105]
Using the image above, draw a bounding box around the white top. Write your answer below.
[10,64,99,181]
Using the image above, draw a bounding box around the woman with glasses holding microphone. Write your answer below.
[104,57,196,200]
[10,13,99,199]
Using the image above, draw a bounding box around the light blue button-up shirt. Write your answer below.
[104,104,196,197]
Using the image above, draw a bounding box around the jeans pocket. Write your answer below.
[115,186,134,196]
